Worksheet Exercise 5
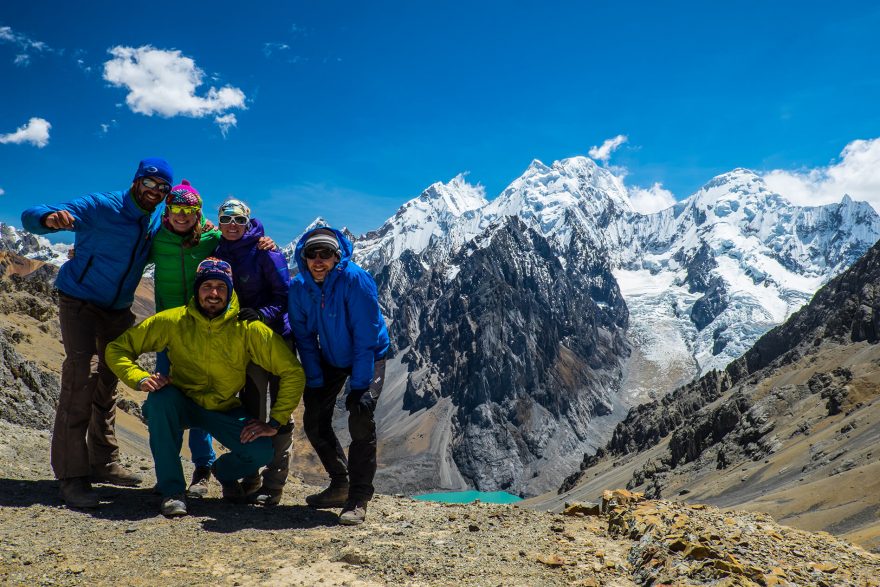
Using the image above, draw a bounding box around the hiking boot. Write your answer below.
[186,466,212,498]
[160,494,188,517]
[338,500,368,525]
[249,485,283,506]
[219,479,247,504]
[90,462,143,487]
[241,474,262,496]
[305,483,350,509]
[60,477,99,509]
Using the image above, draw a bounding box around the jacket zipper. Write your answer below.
[111,215,146,308]
[76,255,95,284]
[180,244,187,305]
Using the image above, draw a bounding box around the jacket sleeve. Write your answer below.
[347,271,386,390]
[256,250,291,325]
[245,323,305,424]
[20,195,99,234]
[105,313,174,390]
[288,283,324,387]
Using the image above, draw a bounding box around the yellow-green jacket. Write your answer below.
[106,291,304,425]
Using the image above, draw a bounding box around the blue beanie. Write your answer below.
[133,157,174,185]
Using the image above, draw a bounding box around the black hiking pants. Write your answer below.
[302,358,385,502]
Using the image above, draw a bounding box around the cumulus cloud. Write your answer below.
[628,182,677,214]
[588,134,628,163]
[215,113,237,137]
[0,117,51,148]
[103,46,246,125]
[763,138,880,209]
[0,26,50,65]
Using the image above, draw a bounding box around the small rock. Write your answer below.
[468,524,480,532]
[337,550,369,566]
[536,553,566,567]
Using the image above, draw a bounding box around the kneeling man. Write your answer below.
[106,258,305,516]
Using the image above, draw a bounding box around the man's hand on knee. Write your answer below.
[139,373,172,393]
[240,419,278,443]
[346,389,376,415]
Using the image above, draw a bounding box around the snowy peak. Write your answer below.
[354,174,488,271]
[414,173,487,218]
[0,222,70,267]
[484,156,633,245]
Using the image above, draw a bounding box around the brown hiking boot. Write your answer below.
[219,479,247,504]
[338,500,368,525]
[249,485,283,506]
[241,474,262,496]
[186,466,212,498]
[90,462,143,487]
[60,477,99,509]
[305,483,350,509]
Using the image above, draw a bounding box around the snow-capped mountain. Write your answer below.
[0,222,71,267]
[356,173,488,271]
[616,169,880,396]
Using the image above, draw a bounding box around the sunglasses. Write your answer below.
[304,248,337,260]
[167,205,200,215]
[219,215,249,225]
[141,177,171,193]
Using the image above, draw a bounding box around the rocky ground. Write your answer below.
[2,420,879,587]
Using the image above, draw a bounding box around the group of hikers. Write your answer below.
[20,157,390,525]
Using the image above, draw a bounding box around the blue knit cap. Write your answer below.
[133,157,174,185]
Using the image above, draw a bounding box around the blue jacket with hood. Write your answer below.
[21,190,162,310]
[214,217,291,338]
[288,227,389,391]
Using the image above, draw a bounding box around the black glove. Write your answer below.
[346,388,376,415]
[237,307,263,322]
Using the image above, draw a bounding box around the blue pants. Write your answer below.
[142,386,273,497]
[156,350,216,468]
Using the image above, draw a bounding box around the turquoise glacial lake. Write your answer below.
[411,490,522,504]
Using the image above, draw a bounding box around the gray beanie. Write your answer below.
[302,228,340,258]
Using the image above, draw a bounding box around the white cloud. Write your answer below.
[629,182,677,214]
[588,134,628,163]
[0,187,5,196]
[0,117,51,148]
[263,42,290,57]
[215,113,237,137]
[0,26,50,65]
[763,138,880,209]
[103,46,246,120]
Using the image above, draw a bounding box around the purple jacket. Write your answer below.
[214,218,291,338]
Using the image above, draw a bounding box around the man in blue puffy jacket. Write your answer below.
[20,157,173,508]
[289,227,389,525]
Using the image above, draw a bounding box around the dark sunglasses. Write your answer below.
[141,177,171,193]
[219,215,249,225]
[304,248,337,260]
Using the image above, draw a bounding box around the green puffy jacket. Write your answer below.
[150,220,222,312]
[106,291,304,425]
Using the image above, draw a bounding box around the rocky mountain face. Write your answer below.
[0,251,61,429]
[389,216,629,493]
[551,235,880,552]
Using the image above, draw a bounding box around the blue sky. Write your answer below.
[2,1,880,244]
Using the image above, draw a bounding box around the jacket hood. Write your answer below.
[293,226,353,283]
